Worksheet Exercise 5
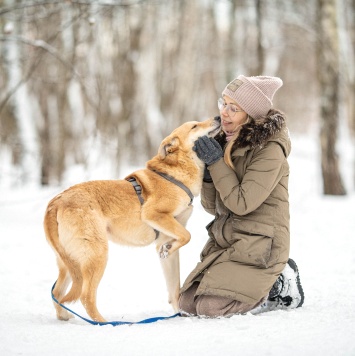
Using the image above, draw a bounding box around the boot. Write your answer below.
[251,259,304,314]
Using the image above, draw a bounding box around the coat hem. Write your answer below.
[196,285,264,305]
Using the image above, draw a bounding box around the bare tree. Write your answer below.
[254,0,264,75]
[0,0,40,185]
[351,0,355,188]
[316,0,346,195]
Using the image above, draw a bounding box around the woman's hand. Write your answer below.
[193,136,223,166]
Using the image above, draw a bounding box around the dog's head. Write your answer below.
[158,117,221,162]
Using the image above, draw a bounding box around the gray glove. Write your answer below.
[193,136,223,166]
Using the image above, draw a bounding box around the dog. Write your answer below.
[44,117,221,322]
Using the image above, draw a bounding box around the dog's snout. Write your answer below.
[207,116,222,137]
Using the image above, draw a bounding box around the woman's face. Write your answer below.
[219,95,248,133]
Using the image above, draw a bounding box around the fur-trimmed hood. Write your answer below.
[216,109,291,157]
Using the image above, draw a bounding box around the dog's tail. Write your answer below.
[44,200,83,304]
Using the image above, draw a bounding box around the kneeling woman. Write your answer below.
[179,75,304,317]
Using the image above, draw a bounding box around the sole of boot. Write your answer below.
[287,258,305,308]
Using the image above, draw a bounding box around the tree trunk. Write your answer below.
[255,0,264,75]
[316,0,346,195]
[352,0,355,189]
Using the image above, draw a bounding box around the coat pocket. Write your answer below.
[229,230,273,268]
[229,218,274,268]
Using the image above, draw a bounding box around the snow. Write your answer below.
[1,135,355,355]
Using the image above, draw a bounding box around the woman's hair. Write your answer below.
[223,116,251,169]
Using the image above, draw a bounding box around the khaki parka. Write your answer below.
[181,111,291,305]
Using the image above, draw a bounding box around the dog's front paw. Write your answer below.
[159,243,172,259]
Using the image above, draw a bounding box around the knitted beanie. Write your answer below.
[222,75,283,119]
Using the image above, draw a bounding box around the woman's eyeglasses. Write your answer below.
[217,98,244,117]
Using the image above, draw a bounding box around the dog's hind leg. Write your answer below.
[79,243,108,322]
[58,256,83,307]
[52,256,74,321]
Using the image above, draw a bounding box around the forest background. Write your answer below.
[0,0,354,195]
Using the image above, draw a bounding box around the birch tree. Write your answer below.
[316,0,346,195]
[0,0,38,185]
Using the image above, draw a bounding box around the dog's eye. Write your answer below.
[191,125,197,130]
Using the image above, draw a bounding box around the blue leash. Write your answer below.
[51,281,181,326]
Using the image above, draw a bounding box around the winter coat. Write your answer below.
[180,110,291,305]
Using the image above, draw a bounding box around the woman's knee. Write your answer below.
[178,283,199,316]
[195,295,229,317]
[196,295,257,317]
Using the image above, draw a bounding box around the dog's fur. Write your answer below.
[44,117,221,322]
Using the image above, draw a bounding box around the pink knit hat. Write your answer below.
[222,75,283,119]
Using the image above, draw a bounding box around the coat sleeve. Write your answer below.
[208,142,286,216]
[200,181,217,215]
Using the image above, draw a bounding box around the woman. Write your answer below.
[179,75,304,317]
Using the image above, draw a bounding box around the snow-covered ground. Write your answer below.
[1,135,354,355]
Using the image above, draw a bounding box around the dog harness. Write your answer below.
[127,177,144,204]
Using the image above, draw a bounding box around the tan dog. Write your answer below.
[44,117,221,322]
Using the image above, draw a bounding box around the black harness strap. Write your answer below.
[127,177,144,204]
[152,171,194,206]
[126,177,160,239]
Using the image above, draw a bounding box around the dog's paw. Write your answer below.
[159,243,172,259]
[57,310,74,321]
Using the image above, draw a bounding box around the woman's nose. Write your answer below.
[221,107,229,116]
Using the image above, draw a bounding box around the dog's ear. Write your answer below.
[158,137,179,159]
